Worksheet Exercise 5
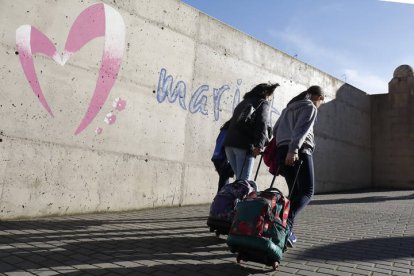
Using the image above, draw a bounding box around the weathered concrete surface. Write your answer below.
[372,65,414,190]
[315,84,372,193]
[0,0,371,218]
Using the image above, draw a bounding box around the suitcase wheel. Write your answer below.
[215,231,220,237]
[272,262,279,271]
[236,254,241,264]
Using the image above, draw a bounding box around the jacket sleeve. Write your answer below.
[289,105,317,154]
[253,101,271,148]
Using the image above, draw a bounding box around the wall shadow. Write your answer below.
[298,236,414,261]
[62,263,268,276]
[0,216,208,230]
[0,225,208,245]
[0,214,259,274]
[0,234,232,273]
[310,192,414,205]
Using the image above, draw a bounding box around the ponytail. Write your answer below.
[287,91,310,105]
[243,83,279,99]
[287,85,324,106]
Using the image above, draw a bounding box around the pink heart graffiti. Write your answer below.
[15,3,125,135]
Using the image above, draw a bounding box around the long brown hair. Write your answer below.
[287,85,323,105]
[243,83,279,99]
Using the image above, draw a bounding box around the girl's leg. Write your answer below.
[276,146,315,230]
[225,147,238,179]
[287,153,315,230]
[213,159,230,192]
[232,147,255,180]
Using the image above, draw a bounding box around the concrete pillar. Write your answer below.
[372,65,414,189]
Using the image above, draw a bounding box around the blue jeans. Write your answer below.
[225,147,255,181]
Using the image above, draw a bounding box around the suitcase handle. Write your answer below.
[269,160,303,198]
[287,160,303,198]
[264,187,284,195]
[239,153,263,181]
[254,154,263,181]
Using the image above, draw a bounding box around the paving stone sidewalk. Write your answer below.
[0,189,413,275]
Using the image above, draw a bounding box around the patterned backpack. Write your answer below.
[227,159,302,270]
[226,188,291,267]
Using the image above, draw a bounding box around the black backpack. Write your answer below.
[235,100,265,133]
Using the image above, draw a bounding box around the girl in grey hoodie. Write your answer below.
[273,85,325,247]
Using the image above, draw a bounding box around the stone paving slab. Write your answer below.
[0,189,413,275]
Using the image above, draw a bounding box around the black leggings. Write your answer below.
[213,159,234,193]
[277,145,315,231]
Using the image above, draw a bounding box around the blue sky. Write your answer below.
[181,0,414,94]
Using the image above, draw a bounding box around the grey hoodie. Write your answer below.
[273,99,318,154]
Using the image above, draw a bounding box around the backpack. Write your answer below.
[209,180,257,221]
[211,128,228,161]
[262,137,279,175]
[235,100,265,133]
[212,120,231,161]
[227,188,290,262]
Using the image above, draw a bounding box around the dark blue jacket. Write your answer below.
[212,128,228,161]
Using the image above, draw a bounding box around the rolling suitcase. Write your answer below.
[207,179,255,236]
[226,160,302,270]
[207,156,262,237]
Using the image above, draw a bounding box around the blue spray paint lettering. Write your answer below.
[213,85,230,121]
[232,79,242,112]
[156,68,187,110]
[156,68,246,121]
[189,85,209,115]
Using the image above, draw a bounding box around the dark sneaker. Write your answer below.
[287,231,297,248]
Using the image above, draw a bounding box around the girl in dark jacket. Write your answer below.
[223,83,279,182]
[273,85,325,247]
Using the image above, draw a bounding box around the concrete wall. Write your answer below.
[0,0,370,219]
[372,65,414,190]
[314,84,371,193]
